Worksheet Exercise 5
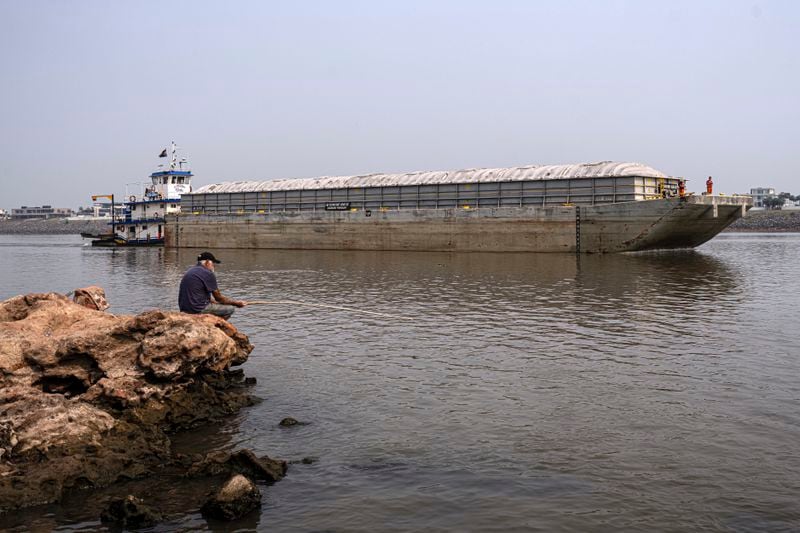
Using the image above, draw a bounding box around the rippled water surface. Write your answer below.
[1,234,799,532]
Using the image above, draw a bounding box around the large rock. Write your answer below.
[201,474,261,521]
[188,449,288,482]
[0,291,256,511]
[100,495,162,529]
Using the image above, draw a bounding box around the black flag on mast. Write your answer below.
[158,149,167,158]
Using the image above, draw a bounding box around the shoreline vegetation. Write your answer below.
[0,289,289,525]
[1,209,800,236]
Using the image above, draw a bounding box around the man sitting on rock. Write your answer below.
[179,252,247,320]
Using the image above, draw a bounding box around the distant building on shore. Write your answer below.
[77,202,116,218]
[11,205,75,220]
[783,199,800,210]
[749,187,775,208]
[0,209,9,220]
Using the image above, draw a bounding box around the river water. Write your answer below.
[1,233,799,532]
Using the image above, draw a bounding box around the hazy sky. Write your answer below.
[1,0,797,209]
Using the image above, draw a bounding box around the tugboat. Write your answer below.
[88,142,192,246]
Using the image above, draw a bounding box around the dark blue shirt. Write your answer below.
[178,264,219,313]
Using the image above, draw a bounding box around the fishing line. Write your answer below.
[246,300,414,321]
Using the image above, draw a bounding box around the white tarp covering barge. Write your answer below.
[192,161,668,194]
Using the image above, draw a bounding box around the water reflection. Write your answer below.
[164,246,743,323]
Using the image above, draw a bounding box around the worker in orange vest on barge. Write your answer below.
[706,176,713,195]
[678,180,686,198]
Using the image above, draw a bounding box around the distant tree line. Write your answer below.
[762,192,799,209]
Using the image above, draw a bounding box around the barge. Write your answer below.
[166,162,751,253]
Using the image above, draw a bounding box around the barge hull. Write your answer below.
[166,196,749,253]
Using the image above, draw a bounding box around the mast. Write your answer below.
[170,141,177,170]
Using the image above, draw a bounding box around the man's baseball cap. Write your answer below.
[197,252,221,264]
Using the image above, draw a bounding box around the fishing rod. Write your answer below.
[245,300,415,321]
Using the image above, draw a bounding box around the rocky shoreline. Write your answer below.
[0,218,108,235]
[0,289,287,524]
[725,209,800,232]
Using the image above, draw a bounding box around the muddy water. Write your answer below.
[1,233,799,531]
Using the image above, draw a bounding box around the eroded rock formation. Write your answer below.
[0,291,256,511]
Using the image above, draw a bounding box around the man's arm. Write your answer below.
[211,289,247,307]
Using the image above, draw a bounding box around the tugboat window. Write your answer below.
[142,225,148,230]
